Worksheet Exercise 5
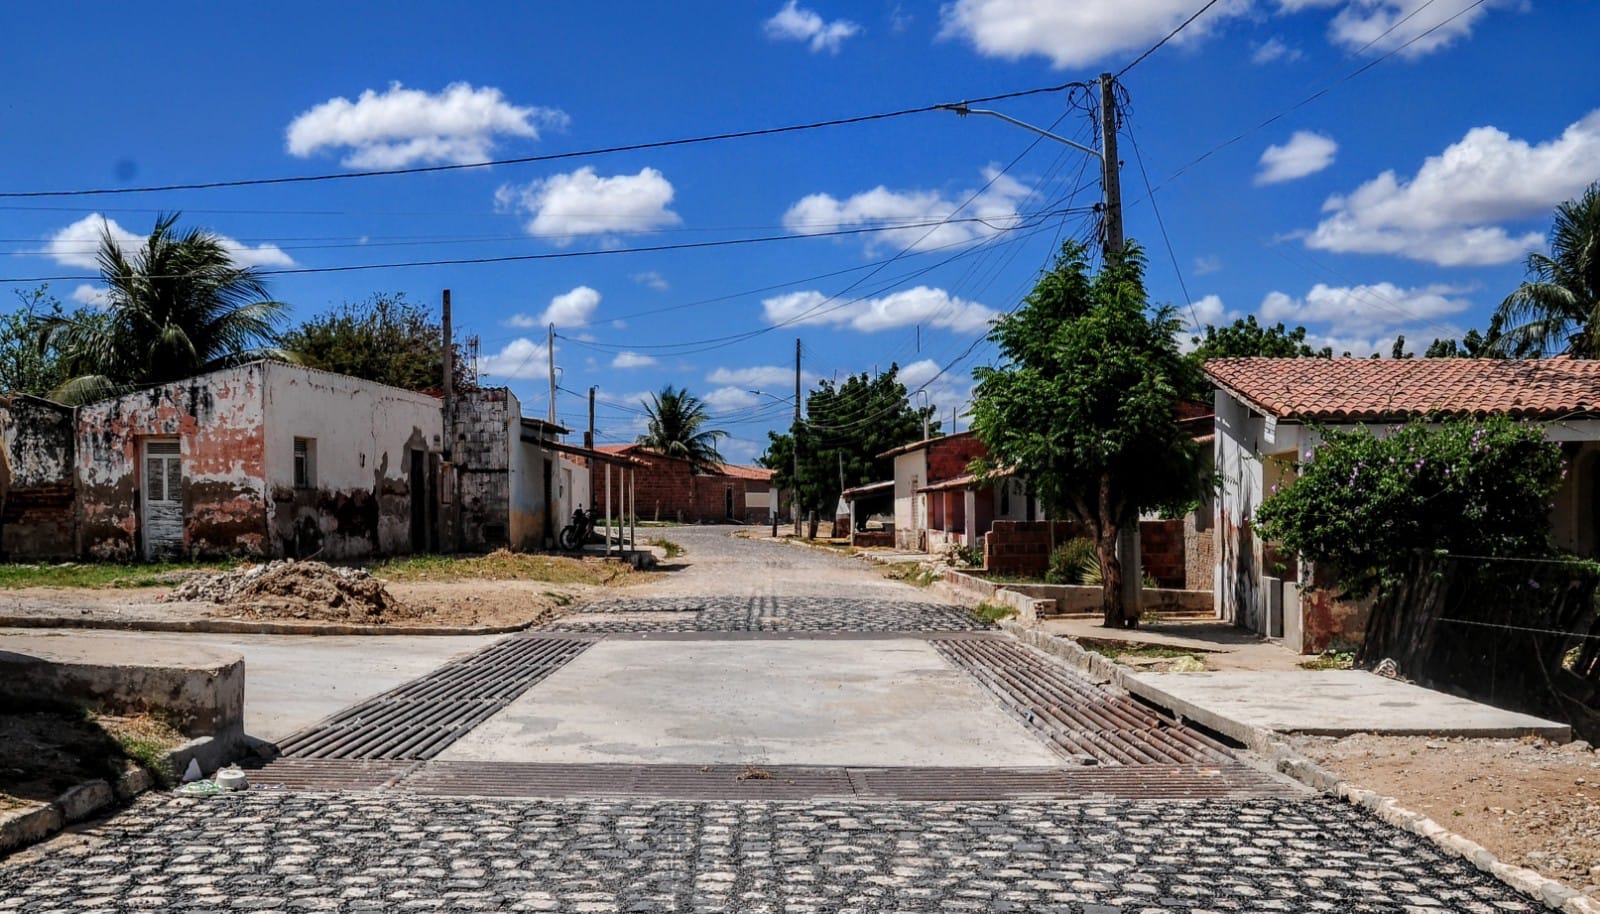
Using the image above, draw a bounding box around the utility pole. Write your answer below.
[1099,71,1141,622]
[441,289,454,454]
[547,323,557,424]
[586,387,596,450]
[793,337,802,535]
[441,289,455,553]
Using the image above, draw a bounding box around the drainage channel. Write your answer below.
[929,636,1241,768]
[272,634,594,760]
[244,760,1301,801]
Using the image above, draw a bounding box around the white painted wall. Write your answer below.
[892,450,928,550]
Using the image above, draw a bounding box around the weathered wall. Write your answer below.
[263,364,442,560]
[0,396,78,558]
[449,388,511,552]
[616,451,771,524]
[982,518,1191,585]
[78,366,270,560]
[892,451,928,550]
[509,437,551,551]
[1139,519,1187,589]
[1184,511,1215,591]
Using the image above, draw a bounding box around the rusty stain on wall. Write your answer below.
[0,396,78,558]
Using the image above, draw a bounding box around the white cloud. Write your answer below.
[1252,36,1303,63]
[1324,0,1506,59]
[1258,282,1473,335]
[1256,131,1338,185]
[507,285,602,329]
[611,351,658,369]
[764,1,862,53]
[898,358,974,428]
[762,286,997,334]
[496,166,680,244]
[44,214,293,270]
[479,338,551,379]
[784,166,1030,254]
[704,386,763,412]
[286,82,566,168]
[1305,110,1600,266]
[1193,255,1222,275]
[71,284,111,308]
[633,271,669,291]
[939,0,1250,69]
[707,365,816,388]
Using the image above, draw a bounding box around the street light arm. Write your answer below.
[936,103,1102,161]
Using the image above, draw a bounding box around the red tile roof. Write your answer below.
[719,464,774,481]
[594,444,772,480]
[1205,357,1600,421]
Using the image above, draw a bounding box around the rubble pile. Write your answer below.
[168,560,419,623]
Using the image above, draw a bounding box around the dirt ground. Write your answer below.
[1296,733,1600,894]
[0,707,182,808]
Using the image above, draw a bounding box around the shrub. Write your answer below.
[1046,538,1099,584]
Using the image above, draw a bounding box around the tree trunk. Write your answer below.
[1097,471,1128,628]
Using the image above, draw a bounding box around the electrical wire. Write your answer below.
[1116,0,1228,78]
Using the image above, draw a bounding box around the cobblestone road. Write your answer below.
[547,595,986,632]
[0,793,1537,913]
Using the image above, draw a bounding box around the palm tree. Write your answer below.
[45,213,294,404]
[1493,183,1600,358]
[637,385,727,467]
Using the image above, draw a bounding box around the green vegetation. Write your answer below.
[637,386,728,467]
[649,537,684,559]
[1493,182,1600,357]
[971,602,1017,623]
[970,241,1206,627]
[373,551,644,586]
[1080,639,1206,669]
[880,562,938,587]
[280,292,472,392]
[0,561,233,590]
[1045,538,1099,585]
[1300,649,1356,671]
[95,712,184,786]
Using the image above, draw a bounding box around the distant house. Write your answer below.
[1206,357,1600,653]
[876,432,1035,552]
[593,444,775,524]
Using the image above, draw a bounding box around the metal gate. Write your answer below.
[141,439,183,559]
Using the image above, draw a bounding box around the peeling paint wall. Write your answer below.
[451,388,513,552]
[0,396,78,558]
[262,364,443,560]
[78,366,270,560]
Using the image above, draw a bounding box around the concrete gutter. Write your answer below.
[0,614,535,637]
[0,764,155,855]
[998,619,1600,914]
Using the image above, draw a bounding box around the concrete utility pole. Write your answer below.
[794,337,802,535]
[1098,72,1141,621]
[586,387,596,450]
[547,323,557,424]
[441,289,453,458]
[441,289,456,553]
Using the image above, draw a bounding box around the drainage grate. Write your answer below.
[242,758,416,791]
[273,635,593,760]
[386,761,1300,801]
[930,637,1239,768]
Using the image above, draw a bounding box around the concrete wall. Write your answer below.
[262,364,441,559]
[452,388,513,552]
[78,365,271,560]
[0,396,78,559]
[892,451,927,550]
[1184,510,1214,591]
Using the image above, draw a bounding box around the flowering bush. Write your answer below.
[1254,417,1563,600]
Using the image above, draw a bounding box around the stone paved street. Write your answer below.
[0,793,1538,913]
[547,595,987,632]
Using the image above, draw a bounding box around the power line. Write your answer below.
[1116,0,1228,78]
[1123,120,1199,332]
[0,82,1088,200]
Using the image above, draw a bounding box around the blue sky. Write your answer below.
[4,1,1597,464]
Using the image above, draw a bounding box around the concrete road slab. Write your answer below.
[0,628,501,742]
[438,638,1064,767]
[1128,669,1569,740]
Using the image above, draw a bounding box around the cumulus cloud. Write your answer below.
[1323,0,1507,59]
[611,351,658,369]
[762,286,997,334]
[633,271,669,291]
[764,1,862,53]
[286,82,567,168]
[496,166,680,244]
[939,0,1250,69]
[707,365,817,388]
[1258,282,1473,336]
[1256,131,1338,185]
[43,214,293,270]
[898,358,974,427]
[479,338,551,379]
[1304,110,1600,266]
[71,284,111,308]
[784,167,1030,254]
[703,386,763,412]
[1193,255,1222,275]
[1252,36,1303,63]
[508,286,602,329]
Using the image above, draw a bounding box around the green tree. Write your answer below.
[1492,182,1600,357]
[637,386,727,466]
[281,293,469,392]
[1188,315,1329,361]
[0,286,78,396]
[44,213,294,404]
[970,241,1205,627]
[761,366,935,529]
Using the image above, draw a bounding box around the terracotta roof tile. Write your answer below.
[1204,357,1600,421]
[719,464,774,481]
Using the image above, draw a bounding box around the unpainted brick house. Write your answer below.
[594,444,775,523]
[1207,357,1600,654]
[879,432,1033,553]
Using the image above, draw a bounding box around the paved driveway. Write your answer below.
[0,527,1542,911]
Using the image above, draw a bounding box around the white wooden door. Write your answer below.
[141,440,183,559]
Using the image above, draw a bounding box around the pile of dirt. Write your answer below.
[167,560,422,624]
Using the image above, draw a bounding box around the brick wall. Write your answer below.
[618,451,773,524]
[452,389,511,551]
[982,517,1192,587]
[0,396,78,559]
[926,435,988,481]
[1184,512,1215,591]
[1139,519,1186,589]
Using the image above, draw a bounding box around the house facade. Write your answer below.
[594,444,775,523]
[878,432,1026,552]
[1207,357,1600,654]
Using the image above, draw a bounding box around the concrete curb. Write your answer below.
[0,614,535,637]
[997,619,1599,913]
[0,764,154,857]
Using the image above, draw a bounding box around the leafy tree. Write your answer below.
[761,366,935,529]
[281,293,470,392]
[637,386,727,466]
[969,241,1206,628]
[1187,315,1329,361]
[44,213,293,404]
[0,286,77,396]
[1492,182,1600,357]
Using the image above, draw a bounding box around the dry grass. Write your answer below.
[373,550,652,587]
